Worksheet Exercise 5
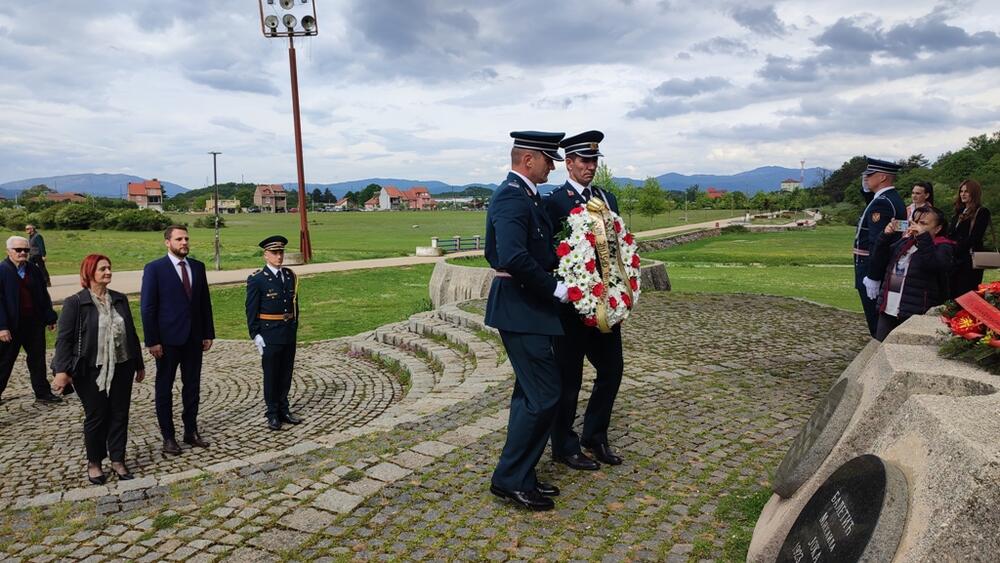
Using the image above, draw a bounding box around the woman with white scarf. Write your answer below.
[51,254,145,485]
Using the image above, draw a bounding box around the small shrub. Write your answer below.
[0,208,29,230]
[721,224,748,234]
[109,209,175,231]
[55,204,104,230]
[193,215,225,229]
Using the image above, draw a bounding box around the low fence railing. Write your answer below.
[431,236,483,253]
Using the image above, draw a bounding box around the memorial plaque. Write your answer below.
[777,455,908,563]
[773,377,862,498]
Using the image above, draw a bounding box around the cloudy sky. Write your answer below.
[2,1,999,188]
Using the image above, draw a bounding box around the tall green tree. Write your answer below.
[637,177,667,220]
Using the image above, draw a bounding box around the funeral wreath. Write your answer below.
[939,282,1000,373]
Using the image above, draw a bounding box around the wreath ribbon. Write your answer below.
[586,198,634,333]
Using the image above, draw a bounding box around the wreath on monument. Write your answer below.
[938,281,1000,373]
[554,198,641,332]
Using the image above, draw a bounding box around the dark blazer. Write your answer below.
[544,182,620,231]
[246,266,298,345]
[0,258,57,331]
[871,232,955,320]
[854,187,906,281]
[140,255,215,347]
[949,206,992,259]
[51,289,144,374]
[484,172,562,336]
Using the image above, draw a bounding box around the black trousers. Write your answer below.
[154,338,204,439]
[550,320,624,456]
[874,313,904,342]
[261,342,296,417]
[75,360,136,463]
[492,330,561,492]
[0,317,49,399]
[29,257,50,287]
[854,258,878,338]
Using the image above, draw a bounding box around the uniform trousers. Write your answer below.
[491,330,561,492]
[550,319,623,456]
[75,360,136,463]
[854,257,878,337]
[0,316,49,399]
[261,341,296,417]
[154,338,204,439]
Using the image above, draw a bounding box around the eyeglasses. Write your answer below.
[11,248,29,253]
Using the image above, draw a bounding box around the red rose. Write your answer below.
[570,206,585,215]
[624,233,635,245]
[609,296,618,309]
[622,293,632,309]
[614,221,622,233]
[556,242,572,257]
[583,316,597,327]
[585,259,596,273]
[631,254,640,268]
[585,232,596,246]
[567,286,584,302]
[592,283,605,297]
[629,277,638,291]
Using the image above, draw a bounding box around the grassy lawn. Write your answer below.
[46,265,435,347]
[28,209,737,275]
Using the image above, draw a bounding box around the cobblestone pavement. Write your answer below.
[0,293,868,562]
[0,340,402,502]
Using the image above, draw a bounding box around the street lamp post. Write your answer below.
[209,151,222,271]
[258,0,317,263]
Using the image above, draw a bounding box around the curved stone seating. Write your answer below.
[428,259,671,308]
[748,313,1000,561]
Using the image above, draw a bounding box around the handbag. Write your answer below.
[971,209,1000,269]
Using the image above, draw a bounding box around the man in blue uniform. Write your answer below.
[855,158,906,337]
[544,130,625,472]
[485,131,570,511]
[246,235,302,431]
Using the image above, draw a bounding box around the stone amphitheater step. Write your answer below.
[372,321,469,390]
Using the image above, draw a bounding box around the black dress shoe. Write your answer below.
[182,432,209,448]
[554,452,601,471]
[584,442,624,465]
[111,463,134,481]
[280,412,302,425]
[35,393,62,404]
[87,464,106,486]
[535,481,560,497]
[489,484,555,511]
[162,438,182,455]
[267,415,282,431]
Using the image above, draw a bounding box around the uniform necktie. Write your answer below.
[581,187,591,201]
[277,270,283,285]
[178,261,192,299]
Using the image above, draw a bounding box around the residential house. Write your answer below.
[780,178,802,192]
[377,186,437,210]
[204,197,241,214]
[254,184,287,212]
[46,192,88,203]
[333,197,354,211]
[705,187,727,200]
[127,179,164,211]
[363,195,380,211]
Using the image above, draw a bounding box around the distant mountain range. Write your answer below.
[0,166,829,200]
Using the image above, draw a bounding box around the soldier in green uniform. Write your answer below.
[246,235,302,431]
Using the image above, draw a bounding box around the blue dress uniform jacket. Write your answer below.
[246,267,298,345]
[484,173,563,336]
[854,186,906,336]
[246,266,299,418]
[543,183,626,457]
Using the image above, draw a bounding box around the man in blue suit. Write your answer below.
[544,130,625,472]
[141,225,216,455]
[246,235,301,431]
[854,158,906,337]
[485,130,569,511]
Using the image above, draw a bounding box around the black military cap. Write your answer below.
[864,157,902,176]
[259,235,288,251]
[560,130,604,158]
[511,131,565,161]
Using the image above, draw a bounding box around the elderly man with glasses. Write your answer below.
[0,236,59,403]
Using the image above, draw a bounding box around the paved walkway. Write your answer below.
[0,292,868,562]
[45,217,753,303]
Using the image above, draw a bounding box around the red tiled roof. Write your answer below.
[127,179,162,196]
[384,186,405,198]
[365,195,379,205]
[255,184,286,196]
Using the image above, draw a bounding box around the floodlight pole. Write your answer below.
[288,36,312,262]
[210,151,222,271]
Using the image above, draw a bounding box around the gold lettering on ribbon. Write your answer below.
[586,198,633,333]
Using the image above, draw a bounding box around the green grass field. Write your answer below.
[30,209,736,275]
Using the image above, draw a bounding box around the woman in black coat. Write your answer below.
[871,206,955,341]
[51,254,145,484]
[948,179,992,298]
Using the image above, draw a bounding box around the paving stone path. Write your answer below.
[0,293,868,562]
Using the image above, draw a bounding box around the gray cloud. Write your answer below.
[691,36,757,57]
[653,77,732,97]
[730,5,787,37]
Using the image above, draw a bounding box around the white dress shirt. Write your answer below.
[167,252,190,282]
[510,171,537,196]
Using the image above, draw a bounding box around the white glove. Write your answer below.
[554,281,569,303]
[253,334,266,356]
[862,277,880,301]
